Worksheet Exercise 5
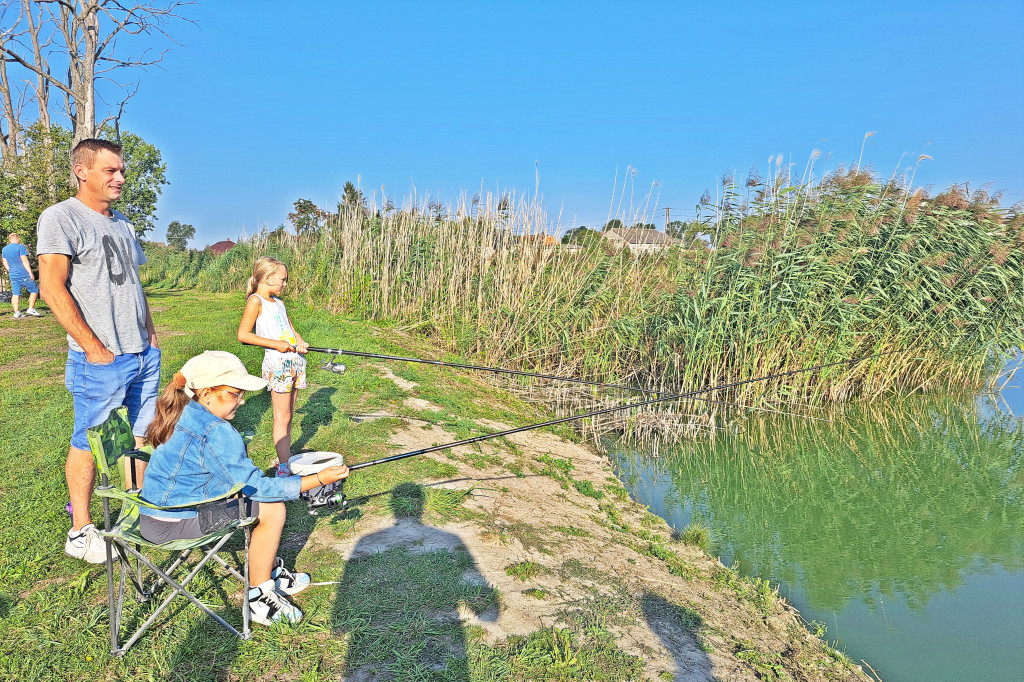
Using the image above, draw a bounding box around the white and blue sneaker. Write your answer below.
[248,580,303,625]
[271,557,311,595]
[65,523,110,564]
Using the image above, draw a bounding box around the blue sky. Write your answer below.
[109,1,1024,247]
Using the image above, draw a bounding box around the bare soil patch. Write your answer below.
[307,389,869,681]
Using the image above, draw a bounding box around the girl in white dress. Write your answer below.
[237,257,309,476]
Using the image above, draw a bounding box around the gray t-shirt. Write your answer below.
[36,197,149,355]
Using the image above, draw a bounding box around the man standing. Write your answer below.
[38,139,161,563]
[1,233,43,318]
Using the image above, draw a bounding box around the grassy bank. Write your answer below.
[143,171,1023,432]
[0,291,866,681]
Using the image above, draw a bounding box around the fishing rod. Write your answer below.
[251,342,748,412]
[308,346,670,396]
[298,349,894,513]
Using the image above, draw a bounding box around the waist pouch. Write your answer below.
[196,498,238,534]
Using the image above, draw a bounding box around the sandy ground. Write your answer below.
[306,369,871,681]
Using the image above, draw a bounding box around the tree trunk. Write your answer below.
[0,53,19,164]
[25,0,50,130]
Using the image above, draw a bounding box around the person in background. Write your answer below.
[37,138,161,564]
[2,233,42,318]
[237,256,309,477]
[139,351,349,625]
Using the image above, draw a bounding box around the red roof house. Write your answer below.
[208,239,235,255]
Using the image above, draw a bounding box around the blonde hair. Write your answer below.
[245,256,287,298]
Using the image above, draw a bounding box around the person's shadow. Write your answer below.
[640,591,715,680]
[332,483,498,679]
[293,387,336,451]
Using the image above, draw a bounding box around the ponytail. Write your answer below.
[245,275,258,298]
[145,372,192,447]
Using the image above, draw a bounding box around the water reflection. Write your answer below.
[608,391,1024,680]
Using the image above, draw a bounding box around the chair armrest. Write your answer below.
[96,482,248,511]
[125,448,152,463]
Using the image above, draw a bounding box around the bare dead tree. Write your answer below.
[24,0,51,128]
[0,4,28,163]
[0,0,193,146]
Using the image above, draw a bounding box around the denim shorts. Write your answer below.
[65,344,162,450]
[9,275,38,295]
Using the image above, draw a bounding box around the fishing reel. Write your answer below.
[320,356,347,375]
[289,451,348,515]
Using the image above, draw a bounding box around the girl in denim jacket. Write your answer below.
[139,351,348,625]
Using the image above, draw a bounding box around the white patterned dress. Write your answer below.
[251,294,307,393]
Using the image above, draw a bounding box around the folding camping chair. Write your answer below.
[88,406,259,656]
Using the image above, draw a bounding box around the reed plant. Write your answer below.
[153,166,1023,424]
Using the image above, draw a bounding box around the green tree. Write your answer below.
[165,220,195,250]
[0,123,167,246]
[110,131,168,236]
[337,181,368,217]
[288,198,332,235]
[603,219,623,231]
[561,226,601,246]
[0,123,75,256]
[667,220,711,246]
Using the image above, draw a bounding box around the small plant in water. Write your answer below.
[679,521,713,553]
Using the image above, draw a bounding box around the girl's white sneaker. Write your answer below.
[247,580,302,625]
[271,557,311,595]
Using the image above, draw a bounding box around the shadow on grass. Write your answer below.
[293,387,336,451]
[233,391,273,441]
[640,591,714,680]
[162,607,243,682]
[331,483,497,679]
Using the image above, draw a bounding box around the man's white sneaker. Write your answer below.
[65,523,110,564]
[12,311,24,319]
[25,308,41,317]
[248,581,303,625]
[271,557,311,595]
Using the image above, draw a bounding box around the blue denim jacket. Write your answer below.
[138,400,301,519]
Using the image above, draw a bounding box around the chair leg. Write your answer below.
[105,538,119,657]
[113,536,246,654]
[242,524,251,639]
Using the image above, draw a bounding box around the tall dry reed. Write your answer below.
[149,168,1022,425]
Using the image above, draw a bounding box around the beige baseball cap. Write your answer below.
[180,351,267,397]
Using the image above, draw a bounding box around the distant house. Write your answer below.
[515,234,557,246]
[602,228,679,253]
[207,239,236,255]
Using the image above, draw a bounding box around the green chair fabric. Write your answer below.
[88,406,257,656]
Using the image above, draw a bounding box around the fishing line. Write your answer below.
[345,349,896,472]
[292,350,893,513]
[246,342,755,413]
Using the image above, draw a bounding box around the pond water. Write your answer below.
[607,378,1024,681]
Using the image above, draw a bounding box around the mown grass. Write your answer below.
[141,169,1023,439]
[0,290,652,681]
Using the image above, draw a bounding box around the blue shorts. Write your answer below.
[9,275,38,295]
[65,345,162,451]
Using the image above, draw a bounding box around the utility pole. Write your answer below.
[664,207,672,231]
